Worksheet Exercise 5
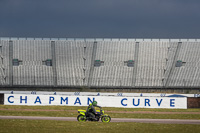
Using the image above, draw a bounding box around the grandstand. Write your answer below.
[0,37,200,92]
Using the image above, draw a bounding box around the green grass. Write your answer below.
[104,107,200,112]
[0,105,200,119]
[1,105,200,112]
[0,110,75,117]
[0,105,81,110]
[0,119,199,133]
[110,113,200,119]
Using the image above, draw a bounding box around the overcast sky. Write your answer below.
[0,0,200,39]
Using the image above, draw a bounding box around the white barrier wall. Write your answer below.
[4,94,187,109]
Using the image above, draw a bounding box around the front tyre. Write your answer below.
[77,115,86,122]
[101,116,111,123]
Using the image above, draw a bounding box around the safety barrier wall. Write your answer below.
[4,94,187,109]
[187,97,200,108]
[1,91,200,108]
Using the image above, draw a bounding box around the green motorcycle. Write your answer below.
[77,107,111,122]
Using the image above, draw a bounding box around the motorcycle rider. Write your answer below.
[87,101,101,121]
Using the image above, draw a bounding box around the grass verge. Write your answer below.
[1,105,200,112]
[0,119,200,133]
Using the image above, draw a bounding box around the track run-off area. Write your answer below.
[0,116,200,124]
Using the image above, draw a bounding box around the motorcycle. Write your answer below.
[77,107,111,122]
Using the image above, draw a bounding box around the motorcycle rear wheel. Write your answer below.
[77,115,87,122]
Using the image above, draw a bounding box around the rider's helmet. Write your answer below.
[92,101,97,106]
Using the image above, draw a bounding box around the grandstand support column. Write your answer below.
[88,41,97,87]
[51,41,57,87]
[83,45,86,86]
[165,42,182,88]
[132,42,139,87]
[9,40,13,86]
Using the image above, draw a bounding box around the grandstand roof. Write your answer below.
[1,37,200,42]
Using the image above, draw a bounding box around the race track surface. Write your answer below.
[0,116,200,124]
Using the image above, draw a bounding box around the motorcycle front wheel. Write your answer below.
[101,116,111,123]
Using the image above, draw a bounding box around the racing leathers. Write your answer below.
[87,103,101,120]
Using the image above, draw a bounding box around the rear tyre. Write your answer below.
[101,116,111,123]
[77,115,86,122]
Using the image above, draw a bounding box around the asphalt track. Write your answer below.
[0,116,200,124]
